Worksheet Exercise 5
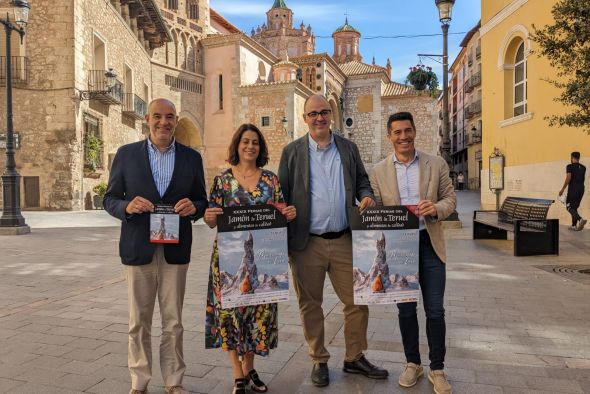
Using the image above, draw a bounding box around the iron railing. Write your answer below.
[0,56,28,86]
[470,100,482,115]
[81,70,123,104]
[122,93,147,120]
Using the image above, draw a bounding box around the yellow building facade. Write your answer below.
[480,0,590,222]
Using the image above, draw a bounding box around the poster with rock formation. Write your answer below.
[216,205,289,309]
[349,206,420,305]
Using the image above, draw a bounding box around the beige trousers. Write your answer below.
[126,246,189,390]
[290,233,369,363]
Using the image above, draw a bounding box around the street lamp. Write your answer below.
[0,0,31,235]
[435,0,454,167]
[281,115,293,139]
[435,0,460,221]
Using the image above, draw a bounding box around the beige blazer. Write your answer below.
[368,151,456,263]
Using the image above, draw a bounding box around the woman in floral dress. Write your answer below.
[203,124,296,394]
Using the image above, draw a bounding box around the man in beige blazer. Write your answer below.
[369,112,456,394]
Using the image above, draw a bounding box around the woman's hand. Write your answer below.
[204,207,223,228]
[282,205,297,222]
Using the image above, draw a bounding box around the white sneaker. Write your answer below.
[577,219,587,231]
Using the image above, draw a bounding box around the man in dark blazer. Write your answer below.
[278,94,388,387]
[104,98,207,394]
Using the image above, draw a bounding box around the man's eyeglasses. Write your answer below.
[306,109,332,119]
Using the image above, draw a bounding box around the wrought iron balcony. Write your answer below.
[465,72,481,93]
[464,106,472,119]
[468,129,482,145]
[80,70,123,105]
[0,56,29,86]
[470,100,482,116]
[122,93,147,120]
[471,72,481,88]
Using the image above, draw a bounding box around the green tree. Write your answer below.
[531,0,590,133]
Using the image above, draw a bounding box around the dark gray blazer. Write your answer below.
[278,132,374,251]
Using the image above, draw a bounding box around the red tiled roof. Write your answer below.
[383,82,416,97]
[339,61,387,76]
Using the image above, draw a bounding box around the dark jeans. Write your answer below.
[397,230,446,370]
[567,205,582,227]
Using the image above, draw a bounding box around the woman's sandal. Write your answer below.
[245,369,268,393]
[232,378,246,394]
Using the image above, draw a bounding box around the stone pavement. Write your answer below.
[0,191,589,394]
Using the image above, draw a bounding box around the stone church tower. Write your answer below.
[251,0,315,60]
[332,18,362,64]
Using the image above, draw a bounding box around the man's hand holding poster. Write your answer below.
[216,205,289,308]
[349,206,420,305]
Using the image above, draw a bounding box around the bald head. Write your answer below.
[304,94,329,114]
[148,98,177,115]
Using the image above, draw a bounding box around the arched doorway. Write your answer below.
[175,117,203,150]
[328,96,343,133]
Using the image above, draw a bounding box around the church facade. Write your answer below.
[201,0,440,181]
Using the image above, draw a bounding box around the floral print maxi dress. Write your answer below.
[205,168,284,356]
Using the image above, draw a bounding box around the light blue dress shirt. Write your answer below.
[393,151,425,229]
[147,138,176,198]
[308,133,348,234]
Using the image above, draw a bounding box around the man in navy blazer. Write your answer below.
[104,98,207,394]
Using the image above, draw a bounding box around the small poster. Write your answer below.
[349,206,420,305]
[489,155,504,190]
[216,205,289,309]
[150,204,180,244]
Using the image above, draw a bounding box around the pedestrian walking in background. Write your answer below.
[457,172,465,191]
[559,151,586,231]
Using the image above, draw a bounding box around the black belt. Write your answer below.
[310,228,351,240]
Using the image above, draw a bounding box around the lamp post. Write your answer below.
[435,0,454,166]
[435,0,460,223]
[0,0,31,235]
[281,115,292,139]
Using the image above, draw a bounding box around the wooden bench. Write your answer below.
[473,196,559,256]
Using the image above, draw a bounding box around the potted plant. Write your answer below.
[406,64,439,95]
[92,182,107,209]
[86,135,104,172]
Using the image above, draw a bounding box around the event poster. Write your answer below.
[216,205,289,309]
[349,206,420,305]
[149,204,180,244]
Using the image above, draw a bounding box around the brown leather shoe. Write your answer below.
[398,362,423,387]
[428,369,452,394]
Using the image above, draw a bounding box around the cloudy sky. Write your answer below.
[210,0,481,83]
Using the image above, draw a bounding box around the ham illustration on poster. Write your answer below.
[349,206,420,305]
[216,205,289,309]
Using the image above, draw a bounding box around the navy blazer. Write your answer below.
[104,139,207,265]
